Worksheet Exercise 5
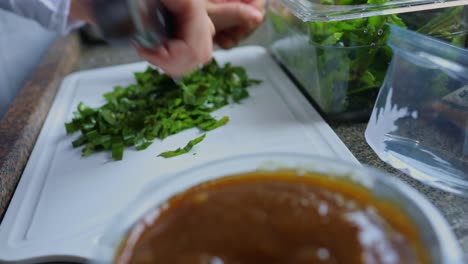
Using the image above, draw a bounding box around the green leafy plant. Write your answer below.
[305,2,465,113]
[308,0,406,112]
[65,60,261,160]
[416,6,466,45]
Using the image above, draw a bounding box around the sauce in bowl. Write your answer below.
[115,170,428,264]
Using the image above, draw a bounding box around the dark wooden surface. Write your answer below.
[0,34,81,221]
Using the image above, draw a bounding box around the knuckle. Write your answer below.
[193,46,212,65]
[236,4,245,16]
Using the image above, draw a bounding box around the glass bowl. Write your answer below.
[90,152,464,264]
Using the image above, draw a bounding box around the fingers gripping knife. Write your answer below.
[92,0,174,49]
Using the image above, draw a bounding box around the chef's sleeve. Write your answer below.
[0,0,84,34]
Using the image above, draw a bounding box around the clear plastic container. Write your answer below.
[280,0,468,22]
[90,153,465,264]
[365,25,468,196]
[267,2,467,120]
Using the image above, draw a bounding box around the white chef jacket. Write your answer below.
[0,0,82,117]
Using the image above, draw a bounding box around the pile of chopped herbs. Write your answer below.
[65,60,261,160]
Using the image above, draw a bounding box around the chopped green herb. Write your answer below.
[198,116,230,131]
[65,60,261,160]
[112,142,124,160]
[72,135,87,148]
[158,134,206,158]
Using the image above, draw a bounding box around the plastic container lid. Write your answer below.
[280,0,468,21]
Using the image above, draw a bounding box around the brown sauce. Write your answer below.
[115,171,429,264]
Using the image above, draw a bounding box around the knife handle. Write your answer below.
[92,0,174,49]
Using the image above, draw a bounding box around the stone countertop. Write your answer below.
[78,42,468,255]
[0,34,80,222]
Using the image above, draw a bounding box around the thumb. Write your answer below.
[208,2,263,31]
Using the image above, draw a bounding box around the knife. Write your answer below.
[92,0,174,50]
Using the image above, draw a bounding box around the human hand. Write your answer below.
[207,0,266,49]
[135,0,215,77]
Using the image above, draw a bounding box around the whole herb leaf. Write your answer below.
[158,134,206,158]
[65,60,261,160]
[416,6,465,45]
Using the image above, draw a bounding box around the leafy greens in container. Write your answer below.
[308,11,405,112]
[65,60,261,160]
[268,0,467,118]
[309,2,466,113]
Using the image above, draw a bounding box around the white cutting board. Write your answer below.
[0,46,358,263]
